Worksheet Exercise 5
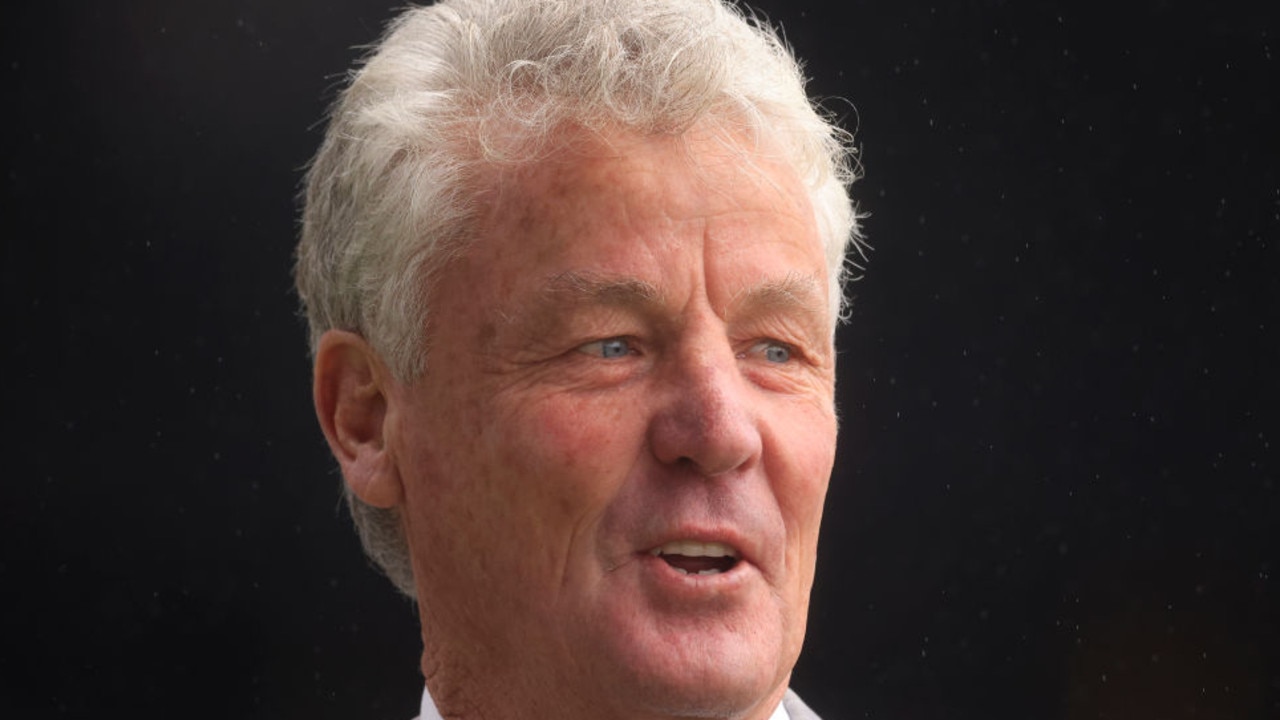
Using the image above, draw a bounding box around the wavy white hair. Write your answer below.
[296,0,865,597]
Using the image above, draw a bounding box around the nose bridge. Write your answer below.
[648,320,761,476]
[680,349,740,433]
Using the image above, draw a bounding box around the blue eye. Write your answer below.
[763,344,791,363]
[579,338,632,359]
[740,340,792,364]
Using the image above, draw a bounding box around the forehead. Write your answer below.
[471,129,822,279]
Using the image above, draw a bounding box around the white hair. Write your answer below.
[296,0,865,597]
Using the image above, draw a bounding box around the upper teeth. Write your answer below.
[649,540,739,558]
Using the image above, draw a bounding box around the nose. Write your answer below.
[647,339,762,477]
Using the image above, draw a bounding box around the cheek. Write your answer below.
[772,405,837,551]
[483,392,642,525]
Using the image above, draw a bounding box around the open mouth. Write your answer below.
[648,540,740,576]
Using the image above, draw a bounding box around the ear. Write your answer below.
[312,329,404,508]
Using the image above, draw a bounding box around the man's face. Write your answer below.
[385,129,837,718]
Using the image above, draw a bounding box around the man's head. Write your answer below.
[297,0,861,716]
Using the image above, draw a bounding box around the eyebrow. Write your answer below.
[541,270,665,309]
[501,268,829,347]
[729,272,828,322]
[728,271,833,354]
[489,270,665,346]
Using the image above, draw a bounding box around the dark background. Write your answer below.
[4,1,1277,718]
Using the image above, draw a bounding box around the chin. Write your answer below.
[583,606,794,718]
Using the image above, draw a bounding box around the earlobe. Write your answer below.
[313,329,404,509]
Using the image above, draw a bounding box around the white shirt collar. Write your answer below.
[417,684,444,720]
[418,684,791,720]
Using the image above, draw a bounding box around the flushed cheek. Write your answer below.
[521,391,638,477]
[477,392,639,558]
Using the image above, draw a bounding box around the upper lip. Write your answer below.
[648,540,739,559]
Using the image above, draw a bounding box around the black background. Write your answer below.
[4,1,1277,718]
